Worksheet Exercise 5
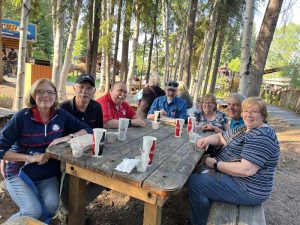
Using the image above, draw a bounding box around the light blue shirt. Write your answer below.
[148,96,187,119]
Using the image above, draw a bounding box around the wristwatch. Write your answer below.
[128,119,132,127]
[214,160,219,171]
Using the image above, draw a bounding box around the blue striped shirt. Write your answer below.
[217,125,280,200]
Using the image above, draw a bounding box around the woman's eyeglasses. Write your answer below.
[36,90,56,96]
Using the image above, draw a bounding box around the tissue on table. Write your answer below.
[115,158,139,173]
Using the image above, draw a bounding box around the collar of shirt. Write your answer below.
[230,117,244,129]
[32,106,55,124]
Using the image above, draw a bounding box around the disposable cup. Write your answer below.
[118,118,129,141]
[189,131,198,143]
[142,136,157,166]
[154,111,160,122]
[106,131,118,144]
[70,143,83,157]
[135,155,149,172]
[175,118,185,137]
[93,128,107,157]
[152,121,160,129]
[187,116,196,133]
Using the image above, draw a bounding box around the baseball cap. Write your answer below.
[165,81,179,90]
[75,74,95,87]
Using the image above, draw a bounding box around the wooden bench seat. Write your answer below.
[2,216,47,225]
[207,201,266,225]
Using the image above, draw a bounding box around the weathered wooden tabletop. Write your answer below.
[47,121,205,225]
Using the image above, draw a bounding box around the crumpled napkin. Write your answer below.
[115,158,139,174]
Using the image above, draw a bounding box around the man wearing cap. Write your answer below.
[227,93,245,129]
[60,74,104,224]
[97,81,145,129]
[60,74,103,129]
[147,80,187,120]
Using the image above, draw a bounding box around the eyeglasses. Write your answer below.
[36,90,56,96]
[166,81,179,88]
[243,110,261,115]
[202,102,214,105]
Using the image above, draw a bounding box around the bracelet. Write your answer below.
[214,160,219,171]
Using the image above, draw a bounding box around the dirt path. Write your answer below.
[0,78,300,225]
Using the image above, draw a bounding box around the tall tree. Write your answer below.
[238,0,255,96]
[182,0,197,87]
[193,0,220,103]
[13,0,30,111]
[51,0,64,88]
[112,0,122,83]
[126,0,139,93]
[162,0,170,85]
[86,0,102,78]
[58,0,82,102]
[248,0,284,96]
[0,0,3,83]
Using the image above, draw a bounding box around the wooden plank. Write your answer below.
[238,205,266,225]
[142,141,204,194]
[68,175,86,225]
[2,216,46,225]
[207,201,238,225]
[143,202,162,225]
[65,163,165,205]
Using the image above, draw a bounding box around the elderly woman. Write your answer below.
[178,81,193,109]
[188,97,280,225]
[194,93,229,133]
[137,71,165,119]
[0,79,91,222]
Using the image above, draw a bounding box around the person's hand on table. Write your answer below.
[132,118,146,127]
[30,153,50,165]
[49,135,71,146]
[202,124,221,133]
[159,109,167,117]
[196,137,209,150]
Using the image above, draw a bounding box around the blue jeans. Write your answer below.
[6,176,59,221]
[188,172,264,225]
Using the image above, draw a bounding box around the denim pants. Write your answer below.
[6,176,59,220]
[188,172,264,225]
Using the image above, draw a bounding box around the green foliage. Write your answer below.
[228,57,240,73]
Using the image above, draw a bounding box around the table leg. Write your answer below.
[68,175,86,225]
[143,202,162,225]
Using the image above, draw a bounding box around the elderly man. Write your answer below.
[147,80,187,120]
[60,74,103,129]
[227,93,246,129]
[97,81,145,129]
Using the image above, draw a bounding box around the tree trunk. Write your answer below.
[13,0,30,111]
[51,0,64,88]
[126,2,139,94]
[86,0,101,78]
[209,27,225,94]
[58,0,82,102]
[146,0,158,83]
[86,0,94,75]
[193,0,220,103]
[162,0,170,85]
[182,0,197,88]
[173,31,184,81]
[112,0,122,83]
[248,0,284,97]
[202,21,218,95]
[140,33,147,85]
[120,0,131,82]
[238,0,255,97]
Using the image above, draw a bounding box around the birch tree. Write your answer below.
[58,0,82,102]
[126,0,139,93]
[162,0,170,85]
[193,0,220,103]
[248,0,284,96]
[238,0,255,97]
[13,0,30,111]
[51,0,64,88]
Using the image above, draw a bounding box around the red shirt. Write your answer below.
[97,93,136,124]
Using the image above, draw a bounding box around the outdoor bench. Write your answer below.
[207,201,266,225]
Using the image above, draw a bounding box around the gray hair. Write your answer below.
[228,93,246,104]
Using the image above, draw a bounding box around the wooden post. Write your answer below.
[68,175,86,225]
[143,202,162,225]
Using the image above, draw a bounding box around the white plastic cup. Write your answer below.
[152,121,160,129]
[70,143,83,157]
[187,116,196,133]
[118,118,129,141]
[106,131,119,144]
[135,155,149,172]
[93,128,107,157]
[154,111,160,122]
[142,136,157,166]
[175,118,185,137]
[189,131,199,143]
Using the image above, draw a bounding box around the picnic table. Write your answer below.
[46,121,206,225]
